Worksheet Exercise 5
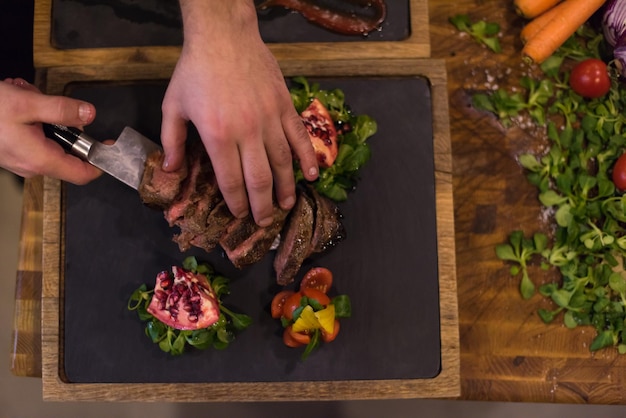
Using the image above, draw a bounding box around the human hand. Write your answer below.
[0,78,102,183]
[161,0,319,227]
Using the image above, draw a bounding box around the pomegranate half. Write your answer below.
[147,266,220,330]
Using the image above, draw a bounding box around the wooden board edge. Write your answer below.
[33,0,430,69]
[40,59,460,401]
[41,175,64,398]
[10,177,44,377]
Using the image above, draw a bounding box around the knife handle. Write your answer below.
[42,123,95,160]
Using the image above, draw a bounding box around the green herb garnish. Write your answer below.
[449,14,501,53]
[489,26,626,353]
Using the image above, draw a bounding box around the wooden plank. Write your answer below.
[33,0,430,68]
[38,59,459,401]
[10,177,43,377]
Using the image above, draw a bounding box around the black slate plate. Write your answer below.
[50,0,410,49]
[62,76,440,383]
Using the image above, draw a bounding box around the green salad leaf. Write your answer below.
[489,25,626,354]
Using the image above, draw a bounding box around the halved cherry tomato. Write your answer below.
[285,325,311,346]
[300,287,331,307]
[282,291,305,320]
[300,267,333,294]
[613,153,626,191]
[321,319,340,343]
[282,327,305,348]
[271,290,295,319]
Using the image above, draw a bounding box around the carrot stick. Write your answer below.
[514,0,562,19]
[521,0,606,64]
[520,1,565,44]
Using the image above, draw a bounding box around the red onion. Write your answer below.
[603,0,626,74]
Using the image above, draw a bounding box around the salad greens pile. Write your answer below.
[127,256,252,356]
[462,21,626,353]
[289,76,378,202]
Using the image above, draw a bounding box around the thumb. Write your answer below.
[28,93,96,127]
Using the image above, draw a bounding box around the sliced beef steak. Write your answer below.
[273,191,315,285]
[138,150,188,209]
[307,186,346,255]
[220,205,289,269]
[139,143,347,281]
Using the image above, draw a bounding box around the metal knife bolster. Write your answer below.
[42,123,96,160]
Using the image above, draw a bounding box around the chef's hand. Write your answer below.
[0,78,101,183]
[161,0,319,227]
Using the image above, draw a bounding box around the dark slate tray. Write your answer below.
[62,76,440,383]
[51,0,410,49]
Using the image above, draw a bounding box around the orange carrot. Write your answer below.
[519,1,565,44]
[521,0,606,64]
[514,0,562,19]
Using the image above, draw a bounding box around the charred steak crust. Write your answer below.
[273,191,315,285]
[307,186,346,255]
[220,205,289,269]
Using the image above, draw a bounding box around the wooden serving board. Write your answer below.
[33,0,430,68]
[35,59,458,401]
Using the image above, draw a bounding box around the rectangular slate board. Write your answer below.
[61,76,440,383]
[51,0,410,49]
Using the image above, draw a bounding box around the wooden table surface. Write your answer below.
[12,0,626,404]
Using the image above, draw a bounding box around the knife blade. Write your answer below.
[43,123,162,190]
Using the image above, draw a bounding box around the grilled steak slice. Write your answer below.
[138,150,188,209]
[307,186,346,255]
[273,191,315,285]
[164,146,220,227]
[220,205,289,269]
[173,200,233,252]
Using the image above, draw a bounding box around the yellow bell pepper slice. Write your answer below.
[292,305,319,332]
[315,304,335,334]
[292,304,337,334]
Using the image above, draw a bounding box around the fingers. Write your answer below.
[203,136,251,221]
[266,133,297,211]
[8,78,96,127]
[160,105,189,172]
[283,110,318,182]
[26,94,95,128]
[0,78,102,184]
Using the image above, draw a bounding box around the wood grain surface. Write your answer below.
[13,0,626,405]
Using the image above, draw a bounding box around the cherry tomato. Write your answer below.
[613,153,626,191]
[270,290,295,319]
[282,291,305,320]
[282,327,306,348]
[284,325,311,346]
[321,319,340,343]
[569,58,611,99]
[300,287,331,307]
[300,267,333,294]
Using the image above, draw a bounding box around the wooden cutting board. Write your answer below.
[33,59,458,401]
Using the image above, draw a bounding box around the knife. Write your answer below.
[43,123,162,190]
